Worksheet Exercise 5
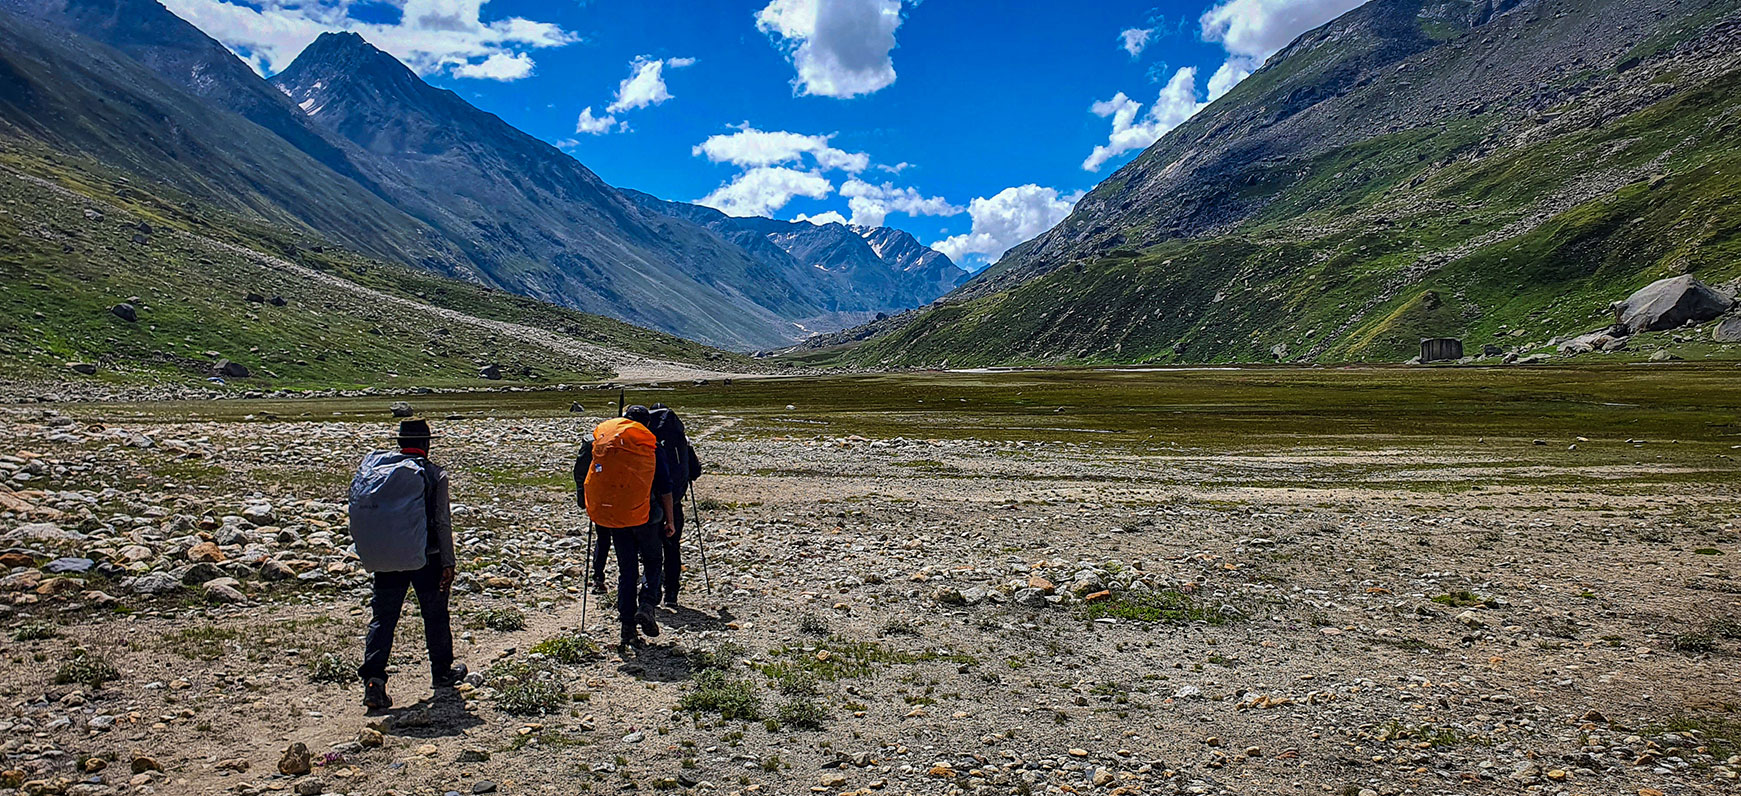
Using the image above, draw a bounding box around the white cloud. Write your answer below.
[1200,0,1367,58]
[1119,27,1154,58]
[450,51,532,80]
[160,0,576,79]
[839,178,962,227]
[1206,56,1256,101]
[794,210,850,226]
[574,106,620,135]
[698,167,834,217]
[932,185,1081,264]
[692,126,869,173]
[756,0,903,98]
[606,55,696,113]
[1082,67,1205,172]
[1197,0,1367,96]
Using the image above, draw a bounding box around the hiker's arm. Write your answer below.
[652,454,675,536]
[431,469,456,569]
[573,436,593,509]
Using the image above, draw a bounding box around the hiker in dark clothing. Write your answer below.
[355,418,467,711]
[582,405,701,603]
[647,403,702,608]
[580,406,676,647]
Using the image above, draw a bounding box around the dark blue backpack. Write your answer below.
[647,405,701,499]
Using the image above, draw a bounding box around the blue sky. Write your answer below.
[163,0,1366,269]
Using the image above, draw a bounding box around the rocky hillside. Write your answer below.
[838,0,1741,367]
[623,190,968,333]
[0,138,759,399]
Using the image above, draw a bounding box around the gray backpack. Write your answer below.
[347,451,431,573]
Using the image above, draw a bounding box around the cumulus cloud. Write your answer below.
[794,210,850,226]
[1119,27,1154,58]
[1200,0,1367,58]
[692,126,869,173]
[450,51,533,80]
[698,166,834,217]
[839,178,962,227]
[606,55,696,113]
[574,106,621,135]
[932,185,1082,265]
[1206,57,1256,101]
[755,0,903,98]
[1082,67,1205,172]
[159,0,576,79]
[1197,0,1367,96]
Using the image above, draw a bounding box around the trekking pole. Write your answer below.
[581,521,593,631]
[690,490,712,593]
[617,388,625,417]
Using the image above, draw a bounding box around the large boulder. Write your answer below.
[1714,315,1741,343]
[215,359,251,378]
[1612,276,1733,332]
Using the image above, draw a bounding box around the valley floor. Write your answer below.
[0,368,1738,796]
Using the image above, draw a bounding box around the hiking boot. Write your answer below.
[433,663,468,689]
[618,627,641,650]
[662,596,679,611]
[635,606,660,638]
[590,579,607,595]
[363,678,392,711]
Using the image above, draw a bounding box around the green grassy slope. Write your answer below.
[0,145,757,392]
[822,0,1741,369]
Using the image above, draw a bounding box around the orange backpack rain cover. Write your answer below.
[584,417,658,528]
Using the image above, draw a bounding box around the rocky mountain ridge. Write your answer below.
[835,0,1741,367]
[621,190,967,333]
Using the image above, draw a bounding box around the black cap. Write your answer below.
[623,405,652,425]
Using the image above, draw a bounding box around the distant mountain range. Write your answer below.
[832,0,1741,366]
[622,190,967,334]
[0,0,964,350]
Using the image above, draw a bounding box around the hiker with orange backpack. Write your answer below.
[578,405,676,648]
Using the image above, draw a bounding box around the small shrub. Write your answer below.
[797,614,831,636]
[679,670,762,721]
[879,617,920,637]
[1432,591,1497,608]
[775,697,830,730]
[496,680,569,715]
[12,622,57,641]
[1672,632,1718,654]
[530,632,601,664]
[308,652,355,683]
[54,650,119,689]
[688,642,746,673]
[479,608,527,632]
[1079,591,1232,625]
[775,670,820,697]
[488,660,569,715]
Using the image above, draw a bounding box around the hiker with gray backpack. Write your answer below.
[347,418,468,711]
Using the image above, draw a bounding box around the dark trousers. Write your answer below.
[360,560,452,682]
[592,527,612,583]
[608,523,663,628]
[661,501,685,603]
[595,503,685,601]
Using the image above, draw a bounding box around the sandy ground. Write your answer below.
[0,401,1738,796]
